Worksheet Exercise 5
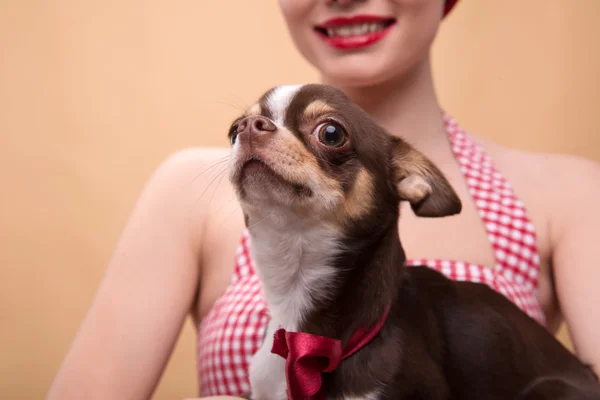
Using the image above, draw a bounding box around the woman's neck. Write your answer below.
[321,56,450,156]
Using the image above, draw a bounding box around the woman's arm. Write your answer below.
[548,154,600,375]
[45,148,229,400]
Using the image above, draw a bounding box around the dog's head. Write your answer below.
[228,84,461,233]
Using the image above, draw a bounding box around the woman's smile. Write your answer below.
[314,14,396,50]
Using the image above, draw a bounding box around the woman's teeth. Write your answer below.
[326,22,387,37]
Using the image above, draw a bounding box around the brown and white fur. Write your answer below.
[226,84,600,399]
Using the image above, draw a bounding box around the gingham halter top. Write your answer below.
[196,114,546,396]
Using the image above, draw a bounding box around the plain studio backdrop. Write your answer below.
[1,1,599,399]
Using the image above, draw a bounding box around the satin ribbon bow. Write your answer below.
[270,305,390,400]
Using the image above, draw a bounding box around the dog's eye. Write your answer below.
[316,122,347,148]
[229,126,239,146]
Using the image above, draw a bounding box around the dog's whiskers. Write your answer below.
[246,211,275,230]
[207,163,230,209]
[190,162,229,212]
[187,156,230,186]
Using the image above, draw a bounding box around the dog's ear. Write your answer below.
[391,138,462,218]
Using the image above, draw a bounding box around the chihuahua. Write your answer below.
[226,84,600,399]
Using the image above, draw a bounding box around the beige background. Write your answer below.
[1,1,599,399]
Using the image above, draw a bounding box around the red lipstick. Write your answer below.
[314,15,396,50]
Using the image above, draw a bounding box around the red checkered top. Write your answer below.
[196,114,545,396]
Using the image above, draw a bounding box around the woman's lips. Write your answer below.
[314,15,396,50]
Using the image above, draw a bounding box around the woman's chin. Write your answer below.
[320,64,402,91]
[316,50,427,94]
[312,49,416,89]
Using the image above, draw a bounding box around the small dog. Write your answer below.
[227,84,600,399]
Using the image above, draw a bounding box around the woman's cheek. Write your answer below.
[278,0,315,22]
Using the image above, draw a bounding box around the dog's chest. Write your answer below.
[248,320,381,400]
[248,319,288,400]
[246,224,383,399]
[247,223,341,329]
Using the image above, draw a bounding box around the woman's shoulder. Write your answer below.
[476,137,600,239]
[151,146,233,193]
[145,146,234,213]
[478,138,600,196]
[143,146,238,242]
[157,146,232,172]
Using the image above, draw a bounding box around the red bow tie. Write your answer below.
[270,305,391,400]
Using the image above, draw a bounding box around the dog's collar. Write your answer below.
[270,304,391,400]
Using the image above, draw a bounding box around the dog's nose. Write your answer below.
[237,115,276,137]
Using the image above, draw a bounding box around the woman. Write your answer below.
[47,1,600,399]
